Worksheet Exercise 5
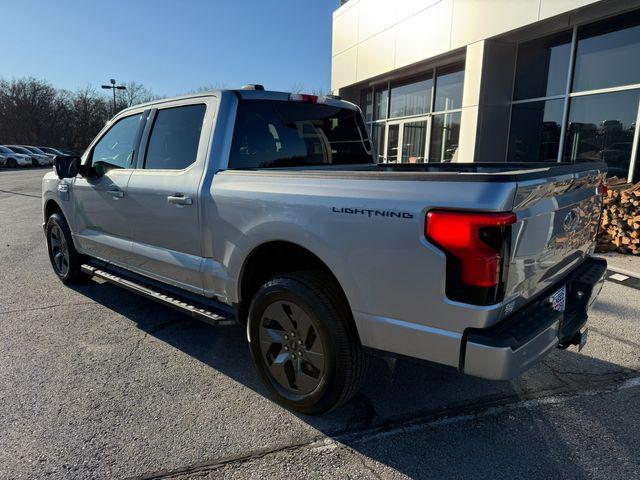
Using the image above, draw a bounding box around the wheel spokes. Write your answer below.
[261,327,286,348]
[53,252,64,271]
[50,235,60,249]
[259,300,326,395]
[269,351,293,388]
[303,350,324,372]
[295,369,320,392]
[50,225,70,275]
[291,304,313,342]
[262,303,295,333]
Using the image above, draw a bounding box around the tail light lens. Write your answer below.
[426,211,516,305]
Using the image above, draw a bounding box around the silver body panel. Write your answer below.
[41,89,606,376]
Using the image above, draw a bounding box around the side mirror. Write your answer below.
[54,155,82,179]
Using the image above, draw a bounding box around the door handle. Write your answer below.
[108,189,124,199]
[167,194,193,206]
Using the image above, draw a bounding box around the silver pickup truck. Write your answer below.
[43,86,607,414]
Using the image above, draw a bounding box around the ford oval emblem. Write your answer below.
[563,209,580,232]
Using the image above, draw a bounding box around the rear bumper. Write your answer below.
[462,257,607,380]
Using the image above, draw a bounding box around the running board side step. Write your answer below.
[81,264,236,326]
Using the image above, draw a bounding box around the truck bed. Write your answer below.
[214,160,607,348]
[225,161,607,183]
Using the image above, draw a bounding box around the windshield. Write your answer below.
[229,100,373,169]
[8,146,31,154]
[29,146,46,154]
[0,146,13,154]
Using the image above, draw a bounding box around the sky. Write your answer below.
[1,0,338,96]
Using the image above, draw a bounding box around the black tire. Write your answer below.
[45,213,87,284]
[248,271,368,415]
[7,158,17,168]
[31,158,39,167]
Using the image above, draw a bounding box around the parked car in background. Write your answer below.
[23,145,55,162]
[39,147,66,156]
[57,147,80,156]
[0,145,32,167]
[5,145,39,166]
[18,145,53,166]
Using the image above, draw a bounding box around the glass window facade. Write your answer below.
[370,123,385,162]
[401,120,428,163]
[573,13,640,92]
[513,32,572,100]
[429,112,461,163]
[389,76,432,118]
[508,11,640,180]
[508,99,564,162]
[360,89,373,123]
[563,90,639,178]
[374,87,388,120]
[435,64,465,111]
[357,61,464,164]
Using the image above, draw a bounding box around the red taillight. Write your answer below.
[426,211,516,288]
[289,93,318,103]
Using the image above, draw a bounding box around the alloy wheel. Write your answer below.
[49,224,70,276]
[259,300,326,395]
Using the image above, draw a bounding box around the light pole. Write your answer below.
[101,78,126,116]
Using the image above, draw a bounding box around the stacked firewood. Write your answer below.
[597,177,640,255]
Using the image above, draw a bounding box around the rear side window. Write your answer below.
[144,104,206,170]
[229,100,373,169]
[92,113,144,170]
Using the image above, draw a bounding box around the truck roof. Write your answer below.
[118,87,358,116]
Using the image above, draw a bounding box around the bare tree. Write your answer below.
[181,82,230,95]
[116,81,159,108]
[0,77,159,151]
[289,82,305,93]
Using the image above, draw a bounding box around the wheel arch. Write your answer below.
[237,241,354,327]
[44,198,63,221]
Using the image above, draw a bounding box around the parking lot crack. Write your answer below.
[356,455,384,480]
[0,301,97,315]
[128,374,640,480]
[0,189,42,199]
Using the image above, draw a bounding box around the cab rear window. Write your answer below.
[229,100,373,169]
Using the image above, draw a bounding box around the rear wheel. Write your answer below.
[7,158,17,168]
[248,271,367,414]
[45,213,87,284]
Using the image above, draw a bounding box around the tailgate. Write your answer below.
[504,164,606,309]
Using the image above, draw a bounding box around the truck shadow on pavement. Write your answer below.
[70,280,639,479]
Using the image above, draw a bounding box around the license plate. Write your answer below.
[549,285,566,312]
[579,328,589,352]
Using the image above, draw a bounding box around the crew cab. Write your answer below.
[42,86,607,414]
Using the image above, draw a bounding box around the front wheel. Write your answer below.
[45,213,87,284]
[248,271,367,415]
[7,158,17,168]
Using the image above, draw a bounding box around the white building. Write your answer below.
[332,0,640,181]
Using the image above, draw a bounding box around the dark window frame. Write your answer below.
[356,59,466,164]
[142,103,207,171]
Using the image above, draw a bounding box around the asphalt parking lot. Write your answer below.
[1,168,639,480]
